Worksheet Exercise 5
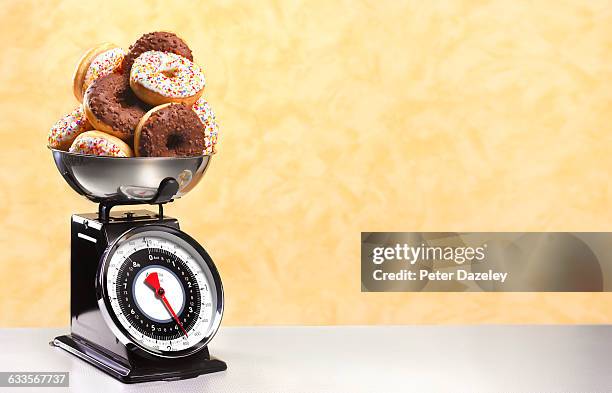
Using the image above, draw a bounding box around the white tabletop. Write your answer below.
[1,325,611,392]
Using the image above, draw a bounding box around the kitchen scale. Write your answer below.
[49,148,227,383]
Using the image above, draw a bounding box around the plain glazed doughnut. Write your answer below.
[83,72,149,141]
[69,131,133,157]
[122,31,193,77]
[48,105,93,150]
[73,43,125,102]
[130,51,205,106]
[134,103,206,157]
[192,97,219,155]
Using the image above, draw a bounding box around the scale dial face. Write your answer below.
[98,226,223,358]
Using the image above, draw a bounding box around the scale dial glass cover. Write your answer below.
[98,226,223,358]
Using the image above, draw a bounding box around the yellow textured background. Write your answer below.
[1,0,612,327]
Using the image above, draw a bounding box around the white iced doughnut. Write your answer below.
[129,51,205,106]
[192,97,219,155]
[48,105,93,150]
[72,43,125,101]
[69,131,133,157]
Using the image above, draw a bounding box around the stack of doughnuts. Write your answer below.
[48,32,219,158]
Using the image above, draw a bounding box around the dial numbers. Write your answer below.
[115,248,200,340]
[106,234,217,353]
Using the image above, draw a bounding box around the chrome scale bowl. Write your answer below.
[50,148,211,205]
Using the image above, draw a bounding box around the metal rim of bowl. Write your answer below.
[48,146,213,161]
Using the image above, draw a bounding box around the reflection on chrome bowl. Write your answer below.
[50,148,211,204]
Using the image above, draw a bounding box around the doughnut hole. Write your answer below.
[162,67,179,79]
[166,133,184,150]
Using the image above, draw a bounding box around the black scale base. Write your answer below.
[53,207,227,383]
[52,334,227,383]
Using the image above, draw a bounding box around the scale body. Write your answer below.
[49,149,227,383]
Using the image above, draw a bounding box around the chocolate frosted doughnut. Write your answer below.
[134,103,206,157]
[83,72,150,141]
[122,32,193,77]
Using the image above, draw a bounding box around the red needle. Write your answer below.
[144,272,188,337]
